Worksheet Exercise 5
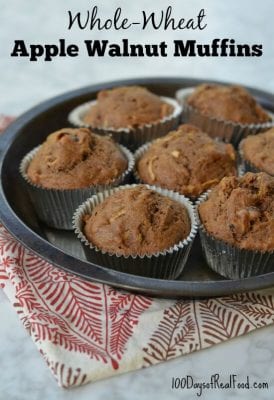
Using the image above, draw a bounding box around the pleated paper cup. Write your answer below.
[196,192,274,279]
[68,97,182,151]
[176,87,274,147]
[19,145,135,230]
[73,184,198,279]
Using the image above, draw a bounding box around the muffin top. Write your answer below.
[187,84,270,124]
[137,124,237,198]
[83,86,174,129]
[198,173,274,252]
[27,128,128,189]
[83,186,191,256]
[240,128,274,176]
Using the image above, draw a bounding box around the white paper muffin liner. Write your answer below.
[19,145,135,230]
[196,192,274,279]
[176,87,274,147]
[68,97,182,151]
[72,184,198,279]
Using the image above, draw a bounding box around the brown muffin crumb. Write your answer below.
[137,124,237,198]
[83,86,173,129]
[27,128,128,189]
[187,84,270,124]
[198,173,274,251]
[240,128,274,175]
[83,186,191,256]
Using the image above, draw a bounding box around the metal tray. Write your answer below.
[0,77,274,298]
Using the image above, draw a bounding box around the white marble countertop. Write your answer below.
[1,0,274,399]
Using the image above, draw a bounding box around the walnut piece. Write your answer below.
[171,150,180,158]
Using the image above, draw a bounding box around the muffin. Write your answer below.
[68,86,182,150]
[135,124,237,198]
[198,172,274,278]
[20,128,134,229]
[176,84,273,146]
[73,185,198,279]
[27,127,128,189]
[83,86,173,129]
[187,84,270,124]
[239,128,274,176]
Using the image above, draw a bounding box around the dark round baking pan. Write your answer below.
[0,76,273,298]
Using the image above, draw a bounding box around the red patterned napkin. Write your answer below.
[1,115,274,388]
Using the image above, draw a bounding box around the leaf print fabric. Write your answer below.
[1,224,274,387]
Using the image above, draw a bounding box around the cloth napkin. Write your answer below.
[1,115,274,388]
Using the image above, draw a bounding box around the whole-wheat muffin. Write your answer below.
[198,172,274,252]
[83,86,174,129]
[136,124,237,198]
[82,186,191,256]
[187,84,270,124]
[240,128,274,176]
[27,128,128,189]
